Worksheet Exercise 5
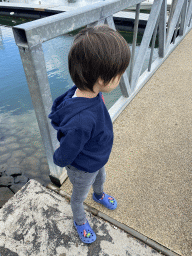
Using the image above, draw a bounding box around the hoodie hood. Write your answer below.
[48,84,102,131]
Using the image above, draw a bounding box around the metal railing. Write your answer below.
[12,0,192,186]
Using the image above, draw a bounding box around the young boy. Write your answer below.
[48,24,131,244]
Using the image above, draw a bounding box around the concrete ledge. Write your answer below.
[0,179,164,256]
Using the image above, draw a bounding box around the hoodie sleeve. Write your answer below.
[53,128,91,167]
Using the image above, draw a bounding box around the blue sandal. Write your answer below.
[74,219,96,244]
[93,192,117,210]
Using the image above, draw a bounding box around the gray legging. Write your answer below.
[65,164,106,225]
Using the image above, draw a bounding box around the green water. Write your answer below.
[0,15,34,26]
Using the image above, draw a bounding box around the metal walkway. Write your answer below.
[61,28,192,256]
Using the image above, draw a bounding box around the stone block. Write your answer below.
[14,175,29,184]
[0,187,14,208]
[0,176,14,187]
[9,182,28,194]
[0,163,8,174]
[6,166,22,177]
[0,169,6,177]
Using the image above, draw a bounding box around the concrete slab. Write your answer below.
[61,29,192,256]
[0,179,163,256]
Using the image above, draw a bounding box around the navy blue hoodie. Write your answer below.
[48,84,113,173]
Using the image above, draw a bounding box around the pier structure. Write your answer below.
[10,0,192,186]
[0,0,191,255]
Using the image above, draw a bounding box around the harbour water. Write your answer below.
[0,4,159,187]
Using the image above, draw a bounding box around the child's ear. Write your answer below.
[97,77,104,85]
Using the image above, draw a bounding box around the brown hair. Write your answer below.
[68,24,131,93]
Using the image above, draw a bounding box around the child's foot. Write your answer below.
[93,192,117,210]
[74,219,96,244]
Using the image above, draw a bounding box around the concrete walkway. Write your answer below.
[0,179,164,256]
[61,29,192,256]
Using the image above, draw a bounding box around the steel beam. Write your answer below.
[131,0,163,91]
[106,15,131,97]
[129,3,140,86]
[184,0,192,31]
[179,0,188,36]
[165,0,185,52]
[17,43,66,186]
[158,0,167,58]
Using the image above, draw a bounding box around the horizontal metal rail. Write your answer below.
[12,0,192,187]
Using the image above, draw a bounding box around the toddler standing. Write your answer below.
[48,24,131,244]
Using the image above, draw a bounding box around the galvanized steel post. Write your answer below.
[16,43,66,187]
[131,0,164,91]
[158,0,167,58]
